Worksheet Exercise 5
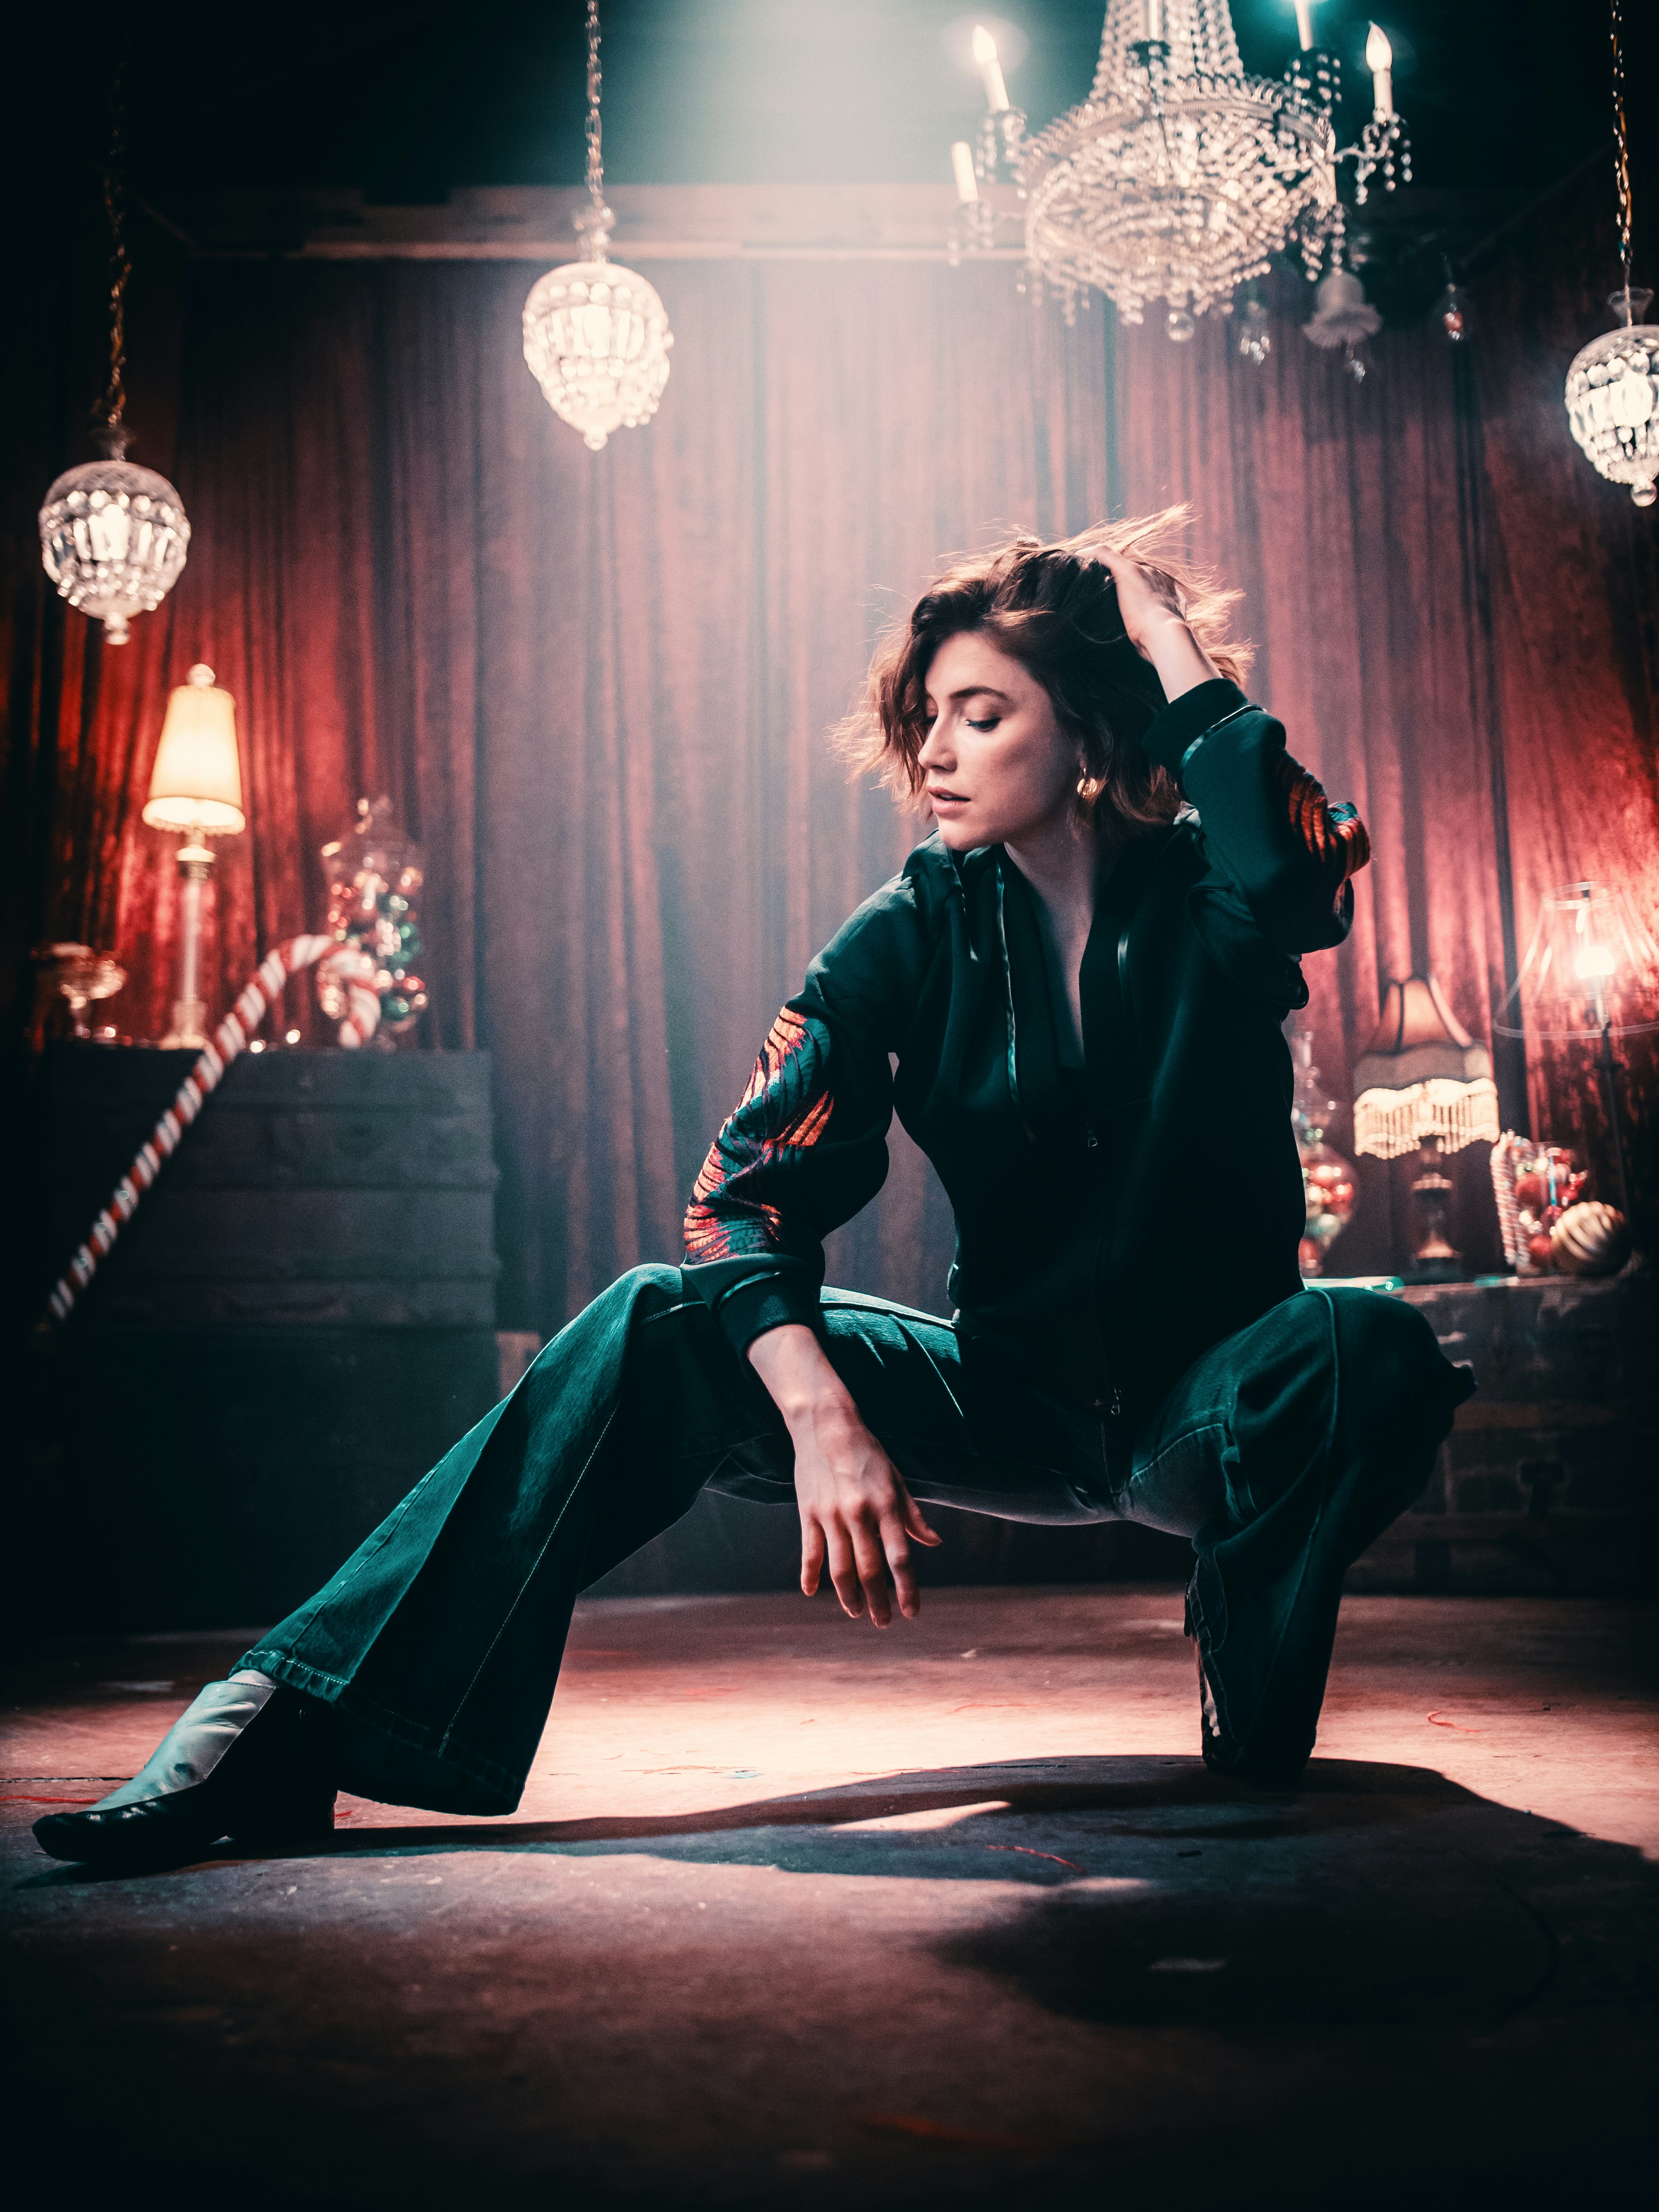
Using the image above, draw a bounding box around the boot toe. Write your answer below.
[32,1798,224,1867]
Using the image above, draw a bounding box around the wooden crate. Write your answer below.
[18,1045,503,1630]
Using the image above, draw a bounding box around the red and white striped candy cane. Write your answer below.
[43,936,382,1325]
[1489,1129,1524,1275]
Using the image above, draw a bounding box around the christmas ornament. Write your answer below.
[1489,1133,1587,1277]
[319,796,430,1045]
[1548,1200,1633,1277]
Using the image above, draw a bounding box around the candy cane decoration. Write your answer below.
[42,937,381,1326]
[1489,1129,1525,1274]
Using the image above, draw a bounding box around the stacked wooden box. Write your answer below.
[19,1045,501,1631]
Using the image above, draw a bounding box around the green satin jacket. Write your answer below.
[682,676,1369,1415]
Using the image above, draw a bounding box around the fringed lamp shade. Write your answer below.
[1352,975,1500,1161]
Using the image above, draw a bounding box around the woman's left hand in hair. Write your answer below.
[1094,546,1221,704]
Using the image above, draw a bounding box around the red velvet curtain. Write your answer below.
[8,168,1655,1327]
[1115,166,1659,1270]
[9,253,1111,1332]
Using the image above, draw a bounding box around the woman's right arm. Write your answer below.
[682,859,946,1624]
[746,1323,941,1627]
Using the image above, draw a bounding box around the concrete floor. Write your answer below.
[3,1586,1655,2209]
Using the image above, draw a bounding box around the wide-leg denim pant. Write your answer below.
[241,1269,1472,1812]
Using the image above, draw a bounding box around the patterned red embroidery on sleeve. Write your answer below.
[1274,755,1371,894]
[684,1008,833,1264]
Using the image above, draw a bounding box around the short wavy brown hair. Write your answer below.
[835,506,1252,830]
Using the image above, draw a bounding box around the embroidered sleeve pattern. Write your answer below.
[1274,754,1371,897]
[683,1007,835,1265]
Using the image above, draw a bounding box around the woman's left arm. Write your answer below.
[1096,547,1370,955]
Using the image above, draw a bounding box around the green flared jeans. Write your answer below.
[242,1269,1472,1812]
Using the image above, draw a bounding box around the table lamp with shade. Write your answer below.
[1494,880,1659,1222]
[1351,975,1501,1278]
[141,664,245,1050]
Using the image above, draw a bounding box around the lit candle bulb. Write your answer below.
[972,23,1010,112]
[951,141,980,205]
[1146,0,1164,36]
[1365,23,1394,117]
[1293,0,1316,48]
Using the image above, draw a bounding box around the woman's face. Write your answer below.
[917,628,1077,852]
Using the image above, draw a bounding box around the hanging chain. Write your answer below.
[99,47,131,441]
[585,0,604,208]
[1610,0,1633,306]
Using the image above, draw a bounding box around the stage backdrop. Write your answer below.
[5,172,1656,1336]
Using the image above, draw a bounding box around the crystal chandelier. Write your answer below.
[523,0,673,452]
[957,1,1408,340]
[38,73,189,642]
[1564,0,1657,509]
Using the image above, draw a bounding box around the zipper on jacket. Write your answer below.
[1089,914,1140,1426]
[1115,922,1136,1054]
[995,859,1038,1145]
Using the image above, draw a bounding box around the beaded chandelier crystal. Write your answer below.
[966,0,1408,338]
[38,81,189,641]
[1564,0,1657,508]
[522,0,672,451]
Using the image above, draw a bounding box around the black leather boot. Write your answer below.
[33,1671,336,1867]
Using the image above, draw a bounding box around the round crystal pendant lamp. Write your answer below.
[38,86,190,640]
[40,437,192,644]
[522,0,672,451]
[1566,1,1658,508]
[1567,288,1659,509]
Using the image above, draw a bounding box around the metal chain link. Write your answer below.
[100,49,131,437]
[1610,0,1633,302]
[585,0,604,208]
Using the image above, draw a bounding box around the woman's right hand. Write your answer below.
[747,1323,942,1625]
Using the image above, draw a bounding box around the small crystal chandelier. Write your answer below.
[1564,0,1658,509]
[960,0,1408,339]
[38,74,189,642]
[522,0,673,452]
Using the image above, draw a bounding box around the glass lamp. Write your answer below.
[522,1,672,451]
[39,448,191,643]
[1352,975,1501,1279]
[1494,880,1659,1220]
[1566,290,1659,508]
[142,665,246,1049]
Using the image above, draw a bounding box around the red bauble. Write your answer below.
[1526,1230,1555,1269]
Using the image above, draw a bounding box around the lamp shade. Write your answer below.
[1493,880,1659,1042]
[1351,974,1499,1161]
[142,664,245,835]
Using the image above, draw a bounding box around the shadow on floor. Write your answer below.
[6,1752,1656,2209]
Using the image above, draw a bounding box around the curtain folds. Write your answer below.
[8,168,1654,1326]
[13,257,1112,1333]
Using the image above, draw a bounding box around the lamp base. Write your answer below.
[1407,1144,1462,1280]
[160,996,210,1051]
